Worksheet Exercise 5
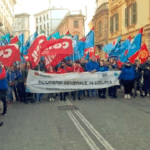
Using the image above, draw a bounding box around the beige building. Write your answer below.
[92,1,109,59]
[53,10,85,39]
[13,13,30,42]
[109,0,150,51]
[0,0,16,36]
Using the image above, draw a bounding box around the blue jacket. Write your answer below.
[99,66,109,72]
[7,70,17,83]
[0,68,8,90]
[86,61,100,72]
[119,66,135,81]
[15,70,23,81]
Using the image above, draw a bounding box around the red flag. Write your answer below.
[139,28,143,34]
[139,43,149,64]
[129,51,140,64]
[80,37,86,42]
[0,44,20,67]
[41,39,73,56]
[117,59,124,68]
[105,53,108,59]
[10,36,19,44]
[27,35,46,69]
[95,55,100,59]
[128,36,132,41]
[65,31,70,35]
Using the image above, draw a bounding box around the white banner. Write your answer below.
[26,70,121,93]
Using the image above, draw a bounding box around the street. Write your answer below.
[0,91,150,150]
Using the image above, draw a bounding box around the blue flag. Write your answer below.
[109,39,130,57]
[23,32,38,55]
[103,36,121,54]
[0,33,10,46]
[19,34,24,54]
[84,30,94,49]
[47,32,60,40]
[120,33,142,62]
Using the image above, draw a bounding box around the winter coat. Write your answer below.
[119,66,135,81]
[66,66,73,72]
[6,70,17,85]
[86,61,100,72]
[141,62,150,80]
[73,65,84,73]
[0,68,8,90]
[132,64,142,79]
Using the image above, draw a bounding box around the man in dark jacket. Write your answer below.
[0,62,8,115]
[132,60,143,97]
[141,61,150,97]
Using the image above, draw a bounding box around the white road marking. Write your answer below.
[59,101,100,150]
[66,99,116,150]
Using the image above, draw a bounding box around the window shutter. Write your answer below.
[115,13,119,31]
[125,8,128,27]
[132,3,137,24]
[110,17,113,33]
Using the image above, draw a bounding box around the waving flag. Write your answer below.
[139,43,149,64]
[0,44,20,67]
[84,30,94,49]
[0,33,10,46]
[103,36,121,54]
[120,28,143,63]
[109,37,130,57]
[10,36,21,46]
[27,34,46,69]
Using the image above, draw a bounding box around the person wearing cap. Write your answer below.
[119,60,135,99]
[0,62,8,116]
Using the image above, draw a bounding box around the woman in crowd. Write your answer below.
[108,59,118,98]
[71,60,84,100]
[46,65,56,102]
[7,65,17,103]
[119,60,135,99]
[22,61,34,104]
[98,60,109,98]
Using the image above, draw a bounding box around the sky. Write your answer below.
[14,0,96,36]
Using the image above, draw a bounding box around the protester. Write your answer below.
[71,60,84,100]
[142,61,150,97]
[119,60,135,99]
[0,62,8,116]
[57,61,68,101]
[7,65,17,103]
[86,56,100,98]
[108,59,118,98]
[46,66,56,101]
[98,60,109,98]
[132,59,143,97]
[22,61,34,104]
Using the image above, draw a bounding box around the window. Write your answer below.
[40,25,42,31]
[125,2,137,27]
[44,15,45,21]
[110,17,114,33]
[47,14,49,19]
[36,18,38,23]
[110,13,119,33]
[115,13,119,31]
[99,21,102,36]
[44,24,46,30]
[36,26,38,31]
[74,20,78,28]
[40,16,42,22]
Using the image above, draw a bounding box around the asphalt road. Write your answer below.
[0,91,150,150]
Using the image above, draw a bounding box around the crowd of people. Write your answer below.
[1,56,150,118]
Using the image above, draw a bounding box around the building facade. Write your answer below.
[90,1,109,59]
[34,8,69,37]
[109,0,150,50]
[13,13,30,42]
[0,0,16,36]
[53,10,85,39]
